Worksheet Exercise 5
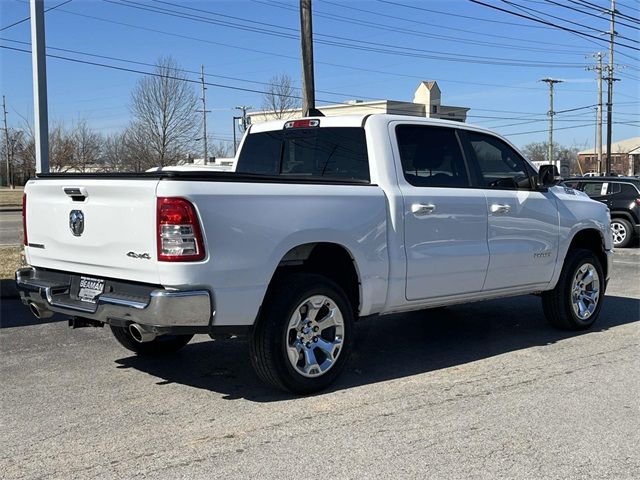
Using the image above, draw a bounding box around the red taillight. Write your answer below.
[284,119,320,129]
[22,193,28,246]
[635,198,640,207]
[156,197,205,262]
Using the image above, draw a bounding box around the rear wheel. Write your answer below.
[542,249,604,330]
[250,273,354,394]
[110,325,193,355]
[611,218,633,248]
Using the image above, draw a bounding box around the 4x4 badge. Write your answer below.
[69,210,84,236]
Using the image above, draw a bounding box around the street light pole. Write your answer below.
[30,0,49,173]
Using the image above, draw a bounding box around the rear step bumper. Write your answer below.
[15,267,213,328]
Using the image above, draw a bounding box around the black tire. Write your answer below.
[250,273,355,394]
[611,218,633,248]
[542,248,605,330]
[110,325,193,356]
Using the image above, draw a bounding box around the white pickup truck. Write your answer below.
[17,114,613,393]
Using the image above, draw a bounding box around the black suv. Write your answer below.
[565,177,640,248]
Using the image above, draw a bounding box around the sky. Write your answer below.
[0,0,638,151]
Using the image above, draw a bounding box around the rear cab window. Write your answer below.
[395,125,469,187]
[236,126,370,182]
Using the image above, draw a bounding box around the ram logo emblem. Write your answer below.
[69,210,85,237]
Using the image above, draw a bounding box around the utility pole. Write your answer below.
[197,65,210,164]
[605,0,616,175]
[235,105,251,131]
[587,52,604,173]
[30,0,49,173]
[2,96,13,188]
[300,0,317,116]
[541,78,563,167]
[232,116,242,156]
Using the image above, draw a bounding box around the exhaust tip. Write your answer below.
[128,323,157,343]
[29,302,53,319]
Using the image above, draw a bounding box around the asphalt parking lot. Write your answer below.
[1,252,638,480]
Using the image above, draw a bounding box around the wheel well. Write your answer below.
[568,229,608,279]
[272,242,360,314]
[610,211,634,223]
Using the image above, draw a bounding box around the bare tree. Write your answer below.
[209,140,232,159]
[130,56,199,167]
[523,141,582,175]
[262,74,300,119]
[0,128,23,186]
[71,119,103,172]
[20,122,75,173]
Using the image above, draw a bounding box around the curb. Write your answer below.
[614,248,640,257]
[0,279,19,299]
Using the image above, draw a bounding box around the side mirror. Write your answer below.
[538,164,562,188]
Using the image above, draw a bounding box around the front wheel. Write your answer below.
[250,273,354,394]
[542,249,605,330]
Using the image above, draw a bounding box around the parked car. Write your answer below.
[564,176,640,248]
[16,115,612,394]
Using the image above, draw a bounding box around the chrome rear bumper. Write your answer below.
[15,267,213,328]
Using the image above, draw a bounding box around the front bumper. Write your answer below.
[15,267,213,328]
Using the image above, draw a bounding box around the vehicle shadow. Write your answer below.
[0,296,66,328]
[114,293,640,402]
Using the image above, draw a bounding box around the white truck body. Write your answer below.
[17,114,613,392]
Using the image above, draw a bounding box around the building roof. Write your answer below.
[578,137,640,155]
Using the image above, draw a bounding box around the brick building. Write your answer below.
[578,137,640,176]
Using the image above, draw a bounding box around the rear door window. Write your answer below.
[582,182,608,197]
[236,127,369,182]
[395,125,469,187]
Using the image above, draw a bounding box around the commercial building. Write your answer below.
[578,137,640,176]
[249,81,470,124]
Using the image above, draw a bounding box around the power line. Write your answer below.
[40,2,603,93]
[103,0,593,68]
[468,0,640,51]
[544,0,640,31]
[378,0,549,29]
[573,0,640,24]
[3,36,581,111]
[0,0,73,32]
[318,0,591,51]
[259,0,594,56]
[5,32,618,121]
[503,0,639,43]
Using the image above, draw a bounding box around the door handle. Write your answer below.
[490,204,511,214]
[411,203,436,217]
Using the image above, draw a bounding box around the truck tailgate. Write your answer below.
[24,178,161,284]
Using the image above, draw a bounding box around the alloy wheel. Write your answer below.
[285,295,345,378]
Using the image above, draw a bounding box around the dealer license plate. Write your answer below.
[78,276,105,303]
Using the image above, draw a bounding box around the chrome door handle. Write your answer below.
[411,203,436,217]
[490,204,511,214]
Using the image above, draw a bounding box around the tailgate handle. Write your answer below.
[63,187,88,201]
